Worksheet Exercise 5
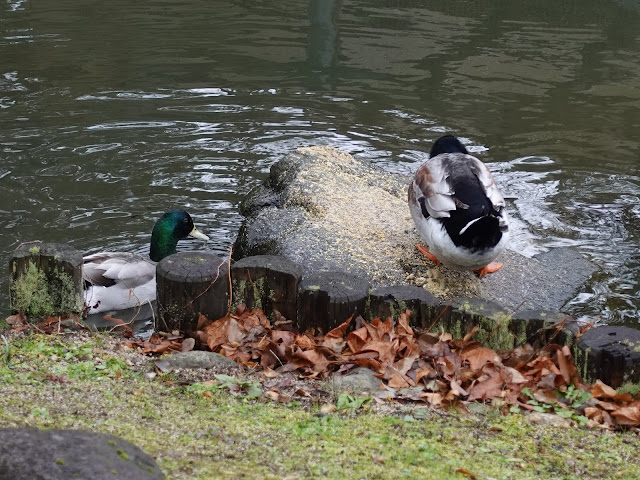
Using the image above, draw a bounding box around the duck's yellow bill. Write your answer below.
[189,227,209,241]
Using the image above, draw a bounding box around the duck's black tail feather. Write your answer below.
[442,212,506,252]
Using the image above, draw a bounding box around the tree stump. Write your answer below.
[9,242,83,318]
[577,326,640,388]
[297,271,370,332]
[231,255,302,321]
[442,297,519,351]
[368,285,440,326]
[156,252,229,334]
[511,309,579,348]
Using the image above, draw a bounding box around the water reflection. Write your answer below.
[306,0,342,88]
[0,0,639,326]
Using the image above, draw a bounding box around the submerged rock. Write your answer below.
[234,146,597,313]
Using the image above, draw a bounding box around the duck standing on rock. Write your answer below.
[408,135,509,276]
[83,210,209,314]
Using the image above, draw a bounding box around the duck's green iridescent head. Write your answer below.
[149,210,209,262]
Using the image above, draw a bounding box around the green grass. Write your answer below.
[0,332,638,480]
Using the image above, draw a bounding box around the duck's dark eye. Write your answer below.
[183,218,189,223]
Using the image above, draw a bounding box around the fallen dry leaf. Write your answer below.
[467,370,505,402]
[322,316,352,353]
[5,312,26,326]
[611,405,640,426]
[455,468,477,479]
[422,392,443,407]
[461,343,501,371]
[591,379,617,399]
[261,367,280,378]
[346,327,369,353]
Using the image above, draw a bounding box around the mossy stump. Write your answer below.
[368,285,441,326]
[442,298,521,352]
[297,271,370,332]
[576,326,640,388]
[9,242,83,318]
[511,309,580,348]
[156,252,229,334]
[231,255,302,321]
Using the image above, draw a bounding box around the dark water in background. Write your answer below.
[1,0,639,326]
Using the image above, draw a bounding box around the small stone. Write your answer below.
[527,411,571,427]
[329,367,382,394]
[181,338,195,352]
[320,404,336,414]
[263,391,280,402]
[414,277,426,287]
[162,350,243,372]
[466,402,495,416]
[153,359,173,373]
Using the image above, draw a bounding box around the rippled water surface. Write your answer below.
[1,0,639,326]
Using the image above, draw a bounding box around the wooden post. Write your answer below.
[297,271,370,332]
[156,252,229,334]
[231,255,302,321]
[368,285,441,326]
[9,242,83,318]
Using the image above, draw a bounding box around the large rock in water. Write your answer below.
[234,146,596,312]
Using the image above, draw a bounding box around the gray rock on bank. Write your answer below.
[161,350,242,372]
[234,146,596,313]
[0,428,164,480]
[235,146,411,287]
[329,367,383,394]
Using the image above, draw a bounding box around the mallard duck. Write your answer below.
[408,135,509,276]
[83,210,209,314]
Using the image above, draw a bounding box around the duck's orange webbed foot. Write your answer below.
[416,245,440,266]
[474,262,503,277]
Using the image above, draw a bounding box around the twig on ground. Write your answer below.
[426,298,454,333]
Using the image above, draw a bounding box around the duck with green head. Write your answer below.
[83,210,209,314]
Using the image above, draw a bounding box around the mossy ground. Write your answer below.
[0,332,638,480]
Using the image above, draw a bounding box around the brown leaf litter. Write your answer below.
[121,306,640,430]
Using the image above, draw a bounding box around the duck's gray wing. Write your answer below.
[83,252,156,288]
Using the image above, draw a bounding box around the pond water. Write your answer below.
[1,0,639,326]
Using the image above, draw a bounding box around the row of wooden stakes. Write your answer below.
[10,242,640,389]
[9,243,447,335]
